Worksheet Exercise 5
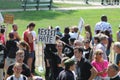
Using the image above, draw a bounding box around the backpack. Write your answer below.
[10,75,26,80]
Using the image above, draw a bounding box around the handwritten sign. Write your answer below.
[4,14,14,24]
[78,17,84,33]
[0,13,4,23]
[38,28,56,44]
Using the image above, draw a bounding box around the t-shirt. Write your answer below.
[58,70,74,80]
[6,74,27,80]
[91,60,108,78]
[7,63,31,77]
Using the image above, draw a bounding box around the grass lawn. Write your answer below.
[0,0,98,9]
[1,8,120,41]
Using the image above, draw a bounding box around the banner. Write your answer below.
[78,17,84,33]
[38,28,56,44]
[0,13,4,23]
[4,14,14,24]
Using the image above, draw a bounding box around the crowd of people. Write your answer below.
[0,15,120,80]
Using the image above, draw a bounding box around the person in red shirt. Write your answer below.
[23,22,35,74]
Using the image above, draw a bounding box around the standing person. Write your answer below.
[57,58,75,80]
[83,39,92,62]
[91,49,108,80]
[0,42,7,80]
[0,26,5,45]
[23,22,35,74]
[95,34,108,60]
[6,62,28,80]
[5,49,31,80]
[61,27,71,45]
[5,33,19,71]
[45,41,65,80]
[84,24,92,41]
[107,63,120,80]
[113,42,120,67]
[116,26,120,42]
[11,24,21,42]
[94,15,112,37]
[71,47,97,80]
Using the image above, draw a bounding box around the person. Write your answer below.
[45,41,65,80]
[94,15,112,37]
[84,24,92,41]
[55,26,62,38]
[83,39,92,62]
[0,26,5,45]
[71,47,97,80]
[6,62,28,80]
[18,41,30,65]
[95,34,108,60]
[23,22,35,73]
[0,42,7,80]
[5,33,19,71]
[11,24,21,42]
[91,49,108,80]
[61,27,71,45]
[116,26,120,42]
[5,49,31,80]
[57,58,75,80]
[107,63,120,80]
[113,42,120,66]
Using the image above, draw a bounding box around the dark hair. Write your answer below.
[64,27,70,34]
[28,22,35,28]
[85,24,92,40]
[9,33,14,39]
[74,47,83,54]
[101,15,107,22]
[64,59,75,70]
[109,63,119,71]
[94,35,100,43]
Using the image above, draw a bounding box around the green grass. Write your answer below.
[1,8,120,41]
[0,0,98,9]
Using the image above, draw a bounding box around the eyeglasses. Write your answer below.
[97,53,103,55]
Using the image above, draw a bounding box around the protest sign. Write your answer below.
[0,13,4,23]
[4,14,14,24]
[78,17,84,33]
[38,28,56,44]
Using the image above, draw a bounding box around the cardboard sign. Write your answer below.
[4,14,14,24]
[78,17,84,33]
[38,28,56,44]
[0,13,4,23]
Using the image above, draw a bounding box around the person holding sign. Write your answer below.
[23,22,35,74]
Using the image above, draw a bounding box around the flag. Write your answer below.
[0,12,4,23]
[78,17,84,33]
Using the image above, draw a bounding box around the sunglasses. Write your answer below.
[97,53,103,55]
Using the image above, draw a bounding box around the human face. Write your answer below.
[56,43,63,52]
[13,25,18,31]
[70,64,75,71]
[74,49,82,59]
[107,66,116,77]
[95,51,103,59]
[113,45,120,54]
[14,66,22,74]
[16,54,24,63]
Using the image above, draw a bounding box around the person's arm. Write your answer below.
[88,67,98,80]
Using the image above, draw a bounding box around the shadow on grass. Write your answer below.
[2,10,78,21]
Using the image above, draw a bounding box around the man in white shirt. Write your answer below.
[94,15,112,35]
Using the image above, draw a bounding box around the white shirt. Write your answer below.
[7,75,28,80]
[95,21,112,34]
